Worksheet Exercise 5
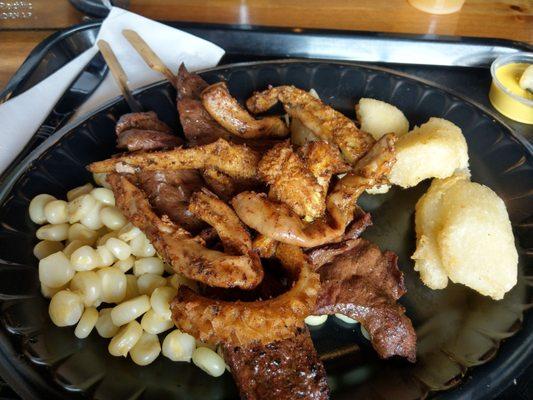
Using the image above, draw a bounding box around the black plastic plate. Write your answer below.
[0,61,531,400]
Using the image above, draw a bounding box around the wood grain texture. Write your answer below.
[0,0,531,90]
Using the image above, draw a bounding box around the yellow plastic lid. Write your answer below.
[489,53,533,124]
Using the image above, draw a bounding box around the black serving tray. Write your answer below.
[0,21,531,400]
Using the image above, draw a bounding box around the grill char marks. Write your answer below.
[222,328,329,400]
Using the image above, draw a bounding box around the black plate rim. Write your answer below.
[0,59,531,400]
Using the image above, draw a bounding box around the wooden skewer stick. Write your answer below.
[97,39,143,113]
[122,29,176,85]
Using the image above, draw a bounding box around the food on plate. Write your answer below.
[170,243,319,346]
[388,117,469,188]
[311,238,417,361]
[246,85,375,163]
[109,174,263,289]
[232,134,396,247]
[519,64,533,92]
[202,82,289,138]
[413,174,518,299]
[355,98,410,140]
[88,138,261,180]
[222,328,329,400]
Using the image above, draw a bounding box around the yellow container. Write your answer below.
[489,53,533,124]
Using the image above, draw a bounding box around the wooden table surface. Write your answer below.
[0,0,531,91]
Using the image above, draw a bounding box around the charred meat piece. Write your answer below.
[314,238,417,361]
[232,134,396,248]
[136,169,205,233]
[247,85,375,164]
[222,328,329,400]
[109,174,263,289]
[115,111,173,135]
[202,82,289,139]
[88,138,261,181]
[171,243,319,347]
[117,129,183,152]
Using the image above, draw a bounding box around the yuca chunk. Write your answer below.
[356,98,409,140]
[437,179,518,300]
[389,118,469,188]
[412,174,467,289]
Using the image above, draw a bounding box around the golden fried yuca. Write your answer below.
[356,98,409,140]
[412,175,518,300]
[437,179,518,300]
[388,118,469,188]
[412,174,468,289]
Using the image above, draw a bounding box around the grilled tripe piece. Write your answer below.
[88,138,261,181]
[311,238,417,362]
[108,174,263,289]
[171,243,319,346]
[202,82,289,139]
[222,328,329,400]
[246,85,375,163]
[232,134,396,248]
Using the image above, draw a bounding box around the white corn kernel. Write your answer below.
[33,240,64,260]
[124,274,139,301]
[130,332,161,366]
[44,200,69,224]
[74,307,98,339]
[29,194,56,224]
[39,251,75,288]
[93,172,110,189]
[41,283,66,299]
[100,207,127,231]
[108,320,142,357]
[162,330,196,362]
[70,271,102,307]
[80,201,103,230]
[150,286,177,320]
[70,245,100,271]
[98,267,127,303]
[130,234,156,258]
[67,223,98,245]
[113,255,135,273]
[95,308,119,338]
[305,315,328,326]
[105,238,131,260]
[96,245,115,267]
[90,187,115,206]
[49,290,84,327]
[335,313,358,324]
[110,295,151,326]
[117,223,141,242]
[67,183,94,201]
[63,240,87,258]
[141,309,173,334]
[68,194,96,224]
[36,223,69,241]
[96,230,118,246]
[192,347,226,377]
[134,257,164,276]
[137,274,166,296]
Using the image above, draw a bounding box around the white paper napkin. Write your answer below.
[0,7,225,174]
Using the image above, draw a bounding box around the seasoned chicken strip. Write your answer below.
[247,86,375,163]
[232,134,396,247]
[88,139,261,180]
[202,82,289,139]
[108,174,263,289]
[189,190,252,256]
[201,168,237,200]
[171,243,319,346]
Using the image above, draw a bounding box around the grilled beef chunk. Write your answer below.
[117,129,183,152]
[136,170,206,233]
[314,238,417,362]
[222,328,329,400]
[115,111,173,135]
